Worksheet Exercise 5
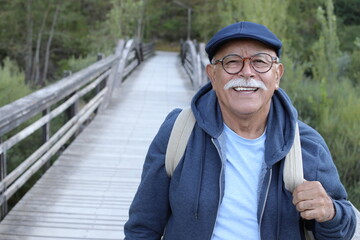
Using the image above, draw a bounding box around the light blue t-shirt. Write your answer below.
[211,124,266,240]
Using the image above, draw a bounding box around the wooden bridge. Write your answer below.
[0,39,208,239]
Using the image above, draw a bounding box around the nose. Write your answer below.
[239,58,255,78]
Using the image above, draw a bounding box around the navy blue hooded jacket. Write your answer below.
[124,82,356,239]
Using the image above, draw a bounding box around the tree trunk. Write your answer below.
[32,4,50,86]
[136,0,145,41]
[41,4,60,86]
[24,0,33,85]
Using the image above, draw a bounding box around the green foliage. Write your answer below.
[89,0,147,49]
[142,0,190,41]
[349,182,360,209]
[57,54,101,77]
[0,0,115,84]
[0,58,32,107]
[280,54,310,108]
[355,37,360,48]
[345,49,360,86]
[284,0,324,60]
[193,0,225,41]
[334,0,360,25]
[192,0,289,43]
[311,1,340,83]
[230,0,289,39]
[337,24,360,52]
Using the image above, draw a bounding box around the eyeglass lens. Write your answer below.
[222,53,274,74]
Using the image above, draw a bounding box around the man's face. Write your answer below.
[206,39,284,122]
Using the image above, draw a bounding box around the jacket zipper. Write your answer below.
[258,168,273,240]
[208,138,224,240]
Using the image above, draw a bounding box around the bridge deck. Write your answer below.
[0,51,195,240]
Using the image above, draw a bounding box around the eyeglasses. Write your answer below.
[212,53,279,74]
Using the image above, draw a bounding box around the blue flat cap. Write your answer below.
[205,21,282,62]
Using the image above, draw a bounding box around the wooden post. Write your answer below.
[96,53,105,95]
[42,108,50,143]
[99,39,125,111]
[63,70,79,124]
[42,108,51,170]
[67,97,79,134]
[139,43,144,62]
[0,137,8,219]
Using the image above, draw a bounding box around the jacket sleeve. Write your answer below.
[300,123,356,240]
[124,109,181,240]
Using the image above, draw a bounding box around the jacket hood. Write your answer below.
[191,81,298,166]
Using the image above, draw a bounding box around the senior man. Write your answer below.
[124,21,356,240]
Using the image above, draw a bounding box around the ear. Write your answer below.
[274,63,284,89]
[206,64,216,86]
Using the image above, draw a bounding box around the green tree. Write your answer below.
[311,0,340,83]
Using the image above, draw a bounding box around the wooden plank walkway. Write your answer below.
[0,51,195,240]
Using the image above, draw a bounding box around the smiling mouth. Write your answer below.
[233,87,259,92]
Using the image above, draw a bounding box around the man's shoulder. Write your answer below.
[298,121,331,156]
[163,108,183,126]
[152,108,185,145]
[298,121,326,144]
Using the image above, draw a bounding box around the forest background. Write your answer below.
[0,0,359,208]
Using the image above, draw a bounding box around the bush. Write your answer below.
[323,80,360,208]
[0,58,32,107]
[346,50,360,86]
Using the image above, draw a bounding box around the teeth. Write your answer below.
[234,87,257,91]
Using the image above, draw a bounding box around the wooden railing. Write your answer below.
[0,38,154,219]
[180,40,209,89]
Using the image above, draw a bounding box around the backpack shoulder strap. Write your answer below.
[283,122,304,192]
[351,202,360,239]
[284,123,315,240]
[165,107,196,177]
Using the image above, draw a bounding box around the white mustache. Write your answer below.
[223,78,268,91]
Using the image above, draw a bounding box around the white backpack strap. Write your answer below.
[284,122,304,192]
[351,202,360,239]
[284,123,315,240]
[165,107,196,177]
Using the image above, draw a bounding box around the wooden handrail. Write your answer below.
[180,40,209,89]
[0,38,154,219]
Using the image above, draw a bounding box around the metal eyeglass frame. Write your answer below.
[211,53,280,74]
